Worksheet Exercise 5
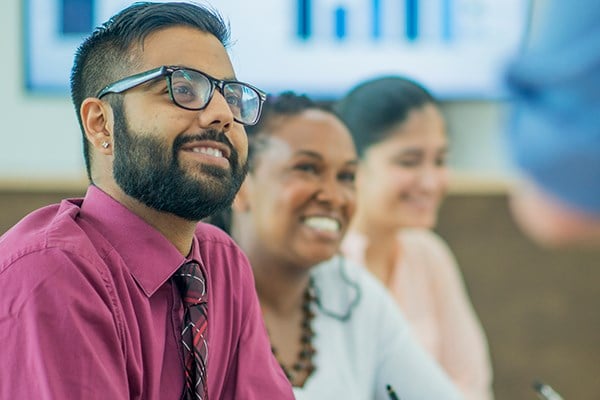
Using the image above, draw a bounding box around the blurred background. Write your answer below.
[1,0,598,398]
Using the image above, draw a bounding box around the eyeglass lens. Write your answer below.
[170,69,261,124]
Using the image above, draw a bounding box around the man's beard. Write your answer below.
[111,105,248,221]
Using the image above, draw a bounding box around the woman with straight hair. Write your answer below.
[336,76,494,400]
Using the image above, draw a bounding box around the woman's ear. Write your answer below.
[80,97,114,155]
[233,178,252,212]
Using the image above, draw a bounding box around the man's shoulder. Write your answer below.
[0,199,92,272]
[194,221,238,248]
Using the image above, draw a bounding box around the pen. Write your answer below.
[533,380,564,400]
[386,384,400,400]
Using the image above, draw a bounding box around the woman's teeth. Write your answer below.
[303,216,340,232]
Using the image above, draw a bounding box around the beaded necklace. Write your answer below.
[269,277,317,387]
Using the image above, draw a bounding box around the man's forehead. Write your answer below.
[137,26,236,80]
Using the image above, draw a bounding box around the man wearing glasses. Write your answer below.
[0,2,294,400]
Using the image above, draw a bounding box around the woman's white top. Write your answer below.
[292,256,464,400]
[342,229,494,400]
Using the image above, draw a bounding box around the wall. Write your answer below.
[0,99,85,189]
[0,0,515,191]
[437,195,600,400]
[0,0,86,189]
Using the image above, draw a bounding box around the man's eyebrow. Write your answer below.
[293,150,323,159]
[177,65,237,81]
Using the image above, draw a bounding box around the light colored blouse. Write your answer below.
[342,228,494,400]
[292,256,464,400]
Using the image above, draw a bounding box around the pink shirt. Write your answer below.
[0,185,293,400]
[343,229,494,400]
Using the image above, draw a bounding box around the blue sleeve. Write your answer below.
[505,0,600,214]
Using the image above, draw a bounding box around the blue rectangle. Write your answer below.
[442,0,452,41]
[405,0,418,41]
[297,0,311,39]
[334,7,347,40]
[372,0,381,39]
[61,0,94,34]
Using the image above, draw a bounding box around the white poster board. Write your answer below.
[24,0,529,99]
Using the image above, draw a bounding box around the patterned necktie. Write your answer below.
[173,261,208,400]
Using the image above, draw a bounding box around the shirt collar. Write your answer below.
[78,185,202,297]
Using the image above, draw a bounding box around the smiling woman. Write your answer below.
[207,92,463,400]
[336,76,494,400]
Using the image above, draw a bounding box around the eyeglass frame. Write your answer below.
[96,65,267,125]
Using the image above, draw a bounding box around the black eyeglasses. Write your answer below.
[96,66,267,125]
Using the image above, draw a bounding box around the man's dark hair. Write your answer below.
[70,1,231,181]
[334,76,437,158]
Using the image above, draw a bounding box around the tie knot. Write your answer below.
[173,261,207,307]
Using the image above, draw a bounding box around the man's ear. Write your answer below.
[233,178,252,212]
[80,97,114,155]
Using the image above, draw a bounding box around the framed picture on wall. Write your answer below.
[24,0,530,99]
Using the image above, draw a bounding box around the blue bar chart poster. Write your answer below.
[25,0,529,99]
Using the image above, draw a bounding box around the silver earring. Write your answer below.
[102,141,110,149]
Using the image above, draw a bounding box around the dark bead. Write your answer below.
[292,362,304,371]
[300,336,309,343]
[300,348,314,358]
[268,278,320,385]
[301,333,314,342]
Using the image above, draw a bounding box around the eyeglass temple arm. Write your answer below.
[96,67,166,98]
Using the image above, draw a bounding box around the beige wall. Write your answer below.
[0,0,86,188]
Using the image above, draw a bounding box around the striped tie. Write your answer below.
[173,261,208,400]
